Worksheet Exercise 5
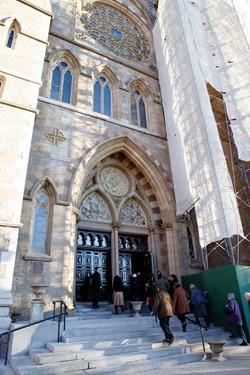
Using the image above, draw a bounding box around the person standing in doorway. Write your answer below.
[225,292,248,346]
[152,287,175,345]
[92,267,102,309]
[112,275,124,314]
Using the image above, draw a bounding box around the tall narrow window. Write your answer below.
[130,90,147,128]
[31,193,49,252]
[50,61,73,104]
[187,226,195,259]
[6,27,16,49]
[93,76,112,116]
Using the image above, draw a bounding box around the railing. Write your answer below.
[185,316,208,352]
[0,301,67,366]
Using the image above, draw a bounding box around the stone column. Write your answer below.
[162,223,178,276]
[112,223,120,279]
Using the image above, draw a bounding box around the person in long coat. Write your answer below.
[91,267,102,308]
[189,284,210,328]
[112,275,124,314]
[172,283,190,332]
[152,287,175,345]
[225,292,248,346]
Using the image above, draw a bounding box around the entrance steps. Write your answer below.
[9,302,249,375]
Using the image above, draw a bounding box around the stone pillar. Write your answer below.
[112,223,120,279]
[30,285,48,323]
[162,223,178,275]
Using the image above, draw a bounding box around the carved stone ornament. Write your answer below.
[100,167,129,197]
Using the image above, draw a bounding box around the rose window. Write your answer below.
[80,3,150,62]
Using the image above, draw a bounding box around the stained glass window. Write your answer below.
[120,199,148,226]
[130,90,147,128]
[50,61,73,104]
[79,193,112,222]
[80,3,150,62]
[6,29,15,48]
[32,193,49,252]
[93,76,112,116]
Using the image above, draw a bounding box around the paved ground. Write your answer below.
[1,348,250,374]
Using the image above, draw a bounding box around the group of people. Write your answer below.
[89,267,249,347]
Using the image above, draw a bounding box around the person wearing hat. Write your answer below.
[155,271,171,294]
[91,267,102,308]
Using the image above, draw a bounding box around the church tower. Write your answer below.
[0,0,52,327]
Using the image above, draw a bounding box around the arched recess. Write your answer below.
[70,136,176,301]
[91,64,120,119]
[69,136,175,224]
[3,17,21,49]
[45,49,81,105]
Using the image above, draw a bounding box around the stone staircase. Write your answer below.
[8,302,249,374]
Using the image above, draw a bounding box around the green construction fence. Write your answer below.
[181,265,250,337]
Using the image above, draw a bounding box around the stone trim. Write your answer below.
[0,99,38,114]
[0,221,23,229]
[20,31,49,45]
[0,67,42,85]
[17,0,54,18]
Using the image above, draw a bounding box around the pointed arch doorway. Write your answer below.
[74,157,155,303]
[75,229,152,302]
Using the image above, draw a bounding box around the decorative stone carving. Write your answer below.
[100,167,129,197]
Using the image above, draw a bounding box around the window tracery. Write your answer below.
[79,192,112,222]
[31,192,49,252]
[93,75,112,116]
[130,89,147,128]
[50,60,73,104]
[80,3,150,62]
[120,199,148,226]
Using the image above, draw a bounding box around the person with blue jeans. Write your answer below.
[225,292,248,346]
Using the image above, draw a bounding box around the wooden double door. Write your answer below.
[75,229,152,302]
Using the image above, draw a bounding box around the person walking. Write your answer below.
[173,283,190,332]
[244,292,250,303]
[91,267,102,309]
[145,281,153,312]
[224,292,248,346]
[152,287,175,345]
[112,275,124,314]
[168,274,179,299]
[189,284,210,328]
[155,271,171,294]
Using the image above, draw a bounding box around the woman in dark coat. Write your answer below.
[225,292,248,346]
[189,284,209,328]
[173,283,190,332]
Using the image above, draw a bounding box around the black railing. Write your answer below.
[0,301,68,366]
[185,316,208,352]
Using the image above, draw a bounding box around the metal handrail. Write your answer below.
[0,301,68,366]
[185,316,208,352]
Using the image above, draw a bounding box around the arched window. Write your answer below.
[93,76,112,116]
[31,193,49,252]
[187,226,195,259]
[120,199,148,226]
[79,192,112,222]
[50,61,73,104]
[130,90,147,128]
[6,27,16,48]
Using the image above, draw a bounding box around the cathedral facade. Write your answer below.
[0,0,249,325]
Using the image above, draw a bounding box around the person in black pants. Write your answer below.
[91,267,102,308]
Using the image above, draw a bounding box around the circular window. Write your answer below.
[80,3,150,62]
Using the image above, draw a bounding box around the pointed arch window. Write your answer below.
[93,76,112,116]
[120,199,148,226]
[31,193,49,252]
[79,192,112,222]
[187,226,195,259]
[0,77,5,98]
[130,90,147,128]
[50,61,73,104]
[6,27,17,49]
